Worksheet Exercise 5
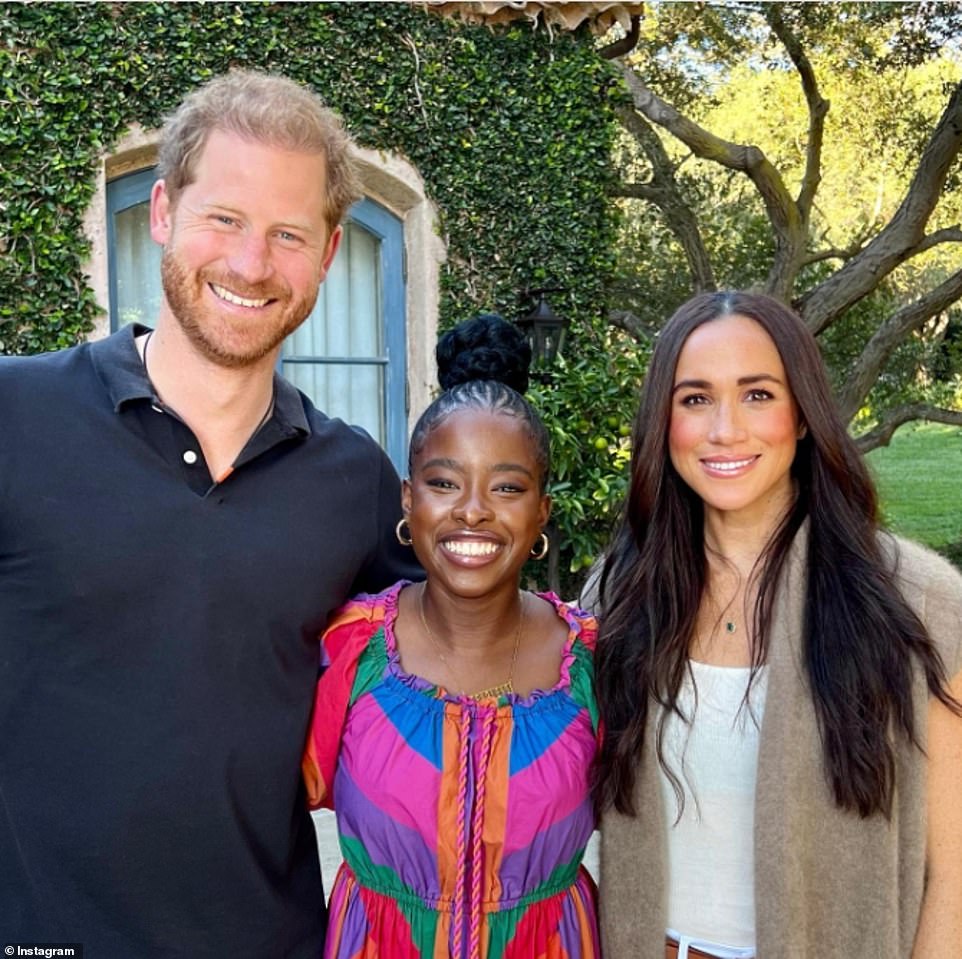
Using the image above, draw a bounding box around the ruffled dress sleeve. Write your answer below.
[301,587,398,810]
[560,600,600,738]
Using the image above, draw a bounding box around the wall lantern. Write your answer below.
[516,287,569,369]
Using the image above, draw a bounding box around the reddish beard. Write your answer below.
[160,248,319,369]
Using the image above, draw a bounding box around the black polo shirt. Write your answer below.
[0,326,421,957]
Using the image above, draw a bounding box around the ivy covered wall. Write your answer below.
[1,1,639,591]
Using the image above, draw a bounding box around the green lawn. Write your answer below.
[864,422,962,551]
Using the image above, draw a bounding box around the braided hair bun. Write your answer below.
[436,313,532,395]
[408,313,549,486]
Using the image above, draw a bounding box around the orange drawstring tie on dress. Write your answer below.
[451,703,498,959]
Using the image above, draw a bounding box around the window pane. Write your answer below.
[284,363,383,442]
[286,223,381,358]
[282,221,384,444]
[114,203,162,328]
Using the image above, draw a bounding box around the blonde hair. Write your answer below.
[156,69,361,230]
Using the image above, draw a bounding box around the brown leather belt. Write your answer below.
[666,938,732,959]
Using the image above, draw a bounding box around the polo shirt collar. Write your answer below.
[91,323,310,437]
[93,323,154,409]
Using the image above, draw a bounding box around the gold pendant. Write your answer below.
[470,680,513,700]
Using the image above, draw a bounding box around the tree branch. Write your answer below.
[764,5,829,223]
[904,224,962,258]
[837,267,962,421]
[618,62,804,300]
[618,65,756,171]
[609,308,660,342]
[798,79,962,334]
[853,403,962,453]
[598,14,640,59]
[802,242,863,266]
[615,103,716,291]
[803,220,962,274]
[612,180,664,202]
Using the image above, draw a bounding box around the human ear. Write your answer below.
[149,180,173,246]
[317,225,343,282]
[538,493,552,528]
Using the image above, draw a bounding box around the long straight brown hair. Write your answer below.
[592,291,960,818]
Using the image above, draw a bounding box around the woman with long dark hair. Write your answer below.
[593,291,962,959]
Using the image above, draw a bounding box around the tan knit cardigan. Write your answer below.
[599,530,962,959]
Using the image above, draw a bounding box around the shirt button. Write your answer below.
[182,450,199,465]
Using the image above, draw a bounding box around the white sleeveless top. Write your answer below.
[659,660,768,954]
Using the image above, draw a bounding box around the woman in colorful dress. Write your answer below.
[303,314,601,959]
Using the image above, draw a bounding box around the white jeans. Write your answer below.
[666,928,756,959]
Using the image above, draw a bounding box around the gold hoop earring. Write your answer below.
[395,518,413,547]
[530,532,549,561]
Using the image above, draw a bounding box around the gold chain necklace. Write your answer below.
[417,584,525,700]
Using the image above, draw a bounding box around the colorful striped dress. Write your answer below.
[302,581,601,959]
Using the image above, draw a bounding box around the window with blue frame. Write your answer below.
[106,168,408,469]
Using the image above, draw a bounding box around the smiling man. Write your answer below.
[0,71,421,958]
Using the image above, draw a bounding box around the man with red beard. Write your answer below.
[0,70,420,958]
